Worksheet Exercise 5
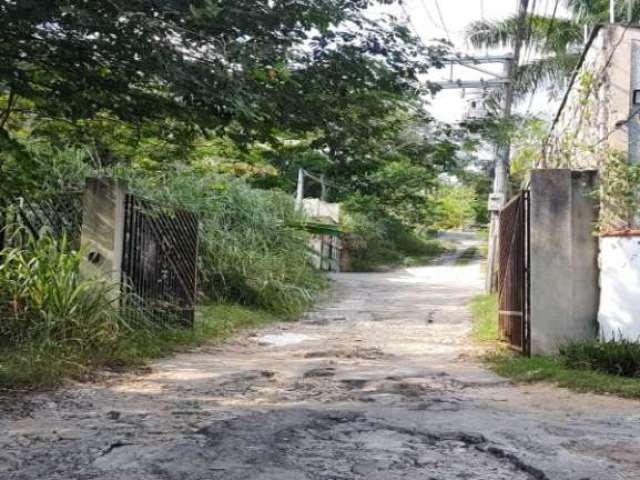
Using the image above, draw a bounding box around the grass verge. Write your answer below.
[469,294,640,398]
[0,303,279,390]
[469,293,499,342]
[485,351,640,399]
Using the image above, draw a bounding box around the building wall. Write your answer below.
[546,25,639,170]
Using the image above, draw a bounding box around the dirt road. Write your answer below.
[2,235,640,479]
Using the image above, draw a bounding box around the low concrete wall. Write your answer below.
[529,169,599,354]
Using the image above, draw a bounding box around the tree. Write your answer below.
[466,14,583,103]
[0,1,446,161]
[432,183,478,230]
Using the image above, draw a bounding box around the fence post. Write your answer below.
[79,178,127,298]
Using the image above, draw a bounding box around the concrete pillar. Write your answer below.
[79,178,127,292]
[529,169,599,354]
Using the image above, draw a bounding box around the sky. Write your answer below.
[373,0,571,124]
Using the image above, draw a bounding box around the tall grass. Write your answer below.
[0,235,285,388]
[124,169,326,315]
[0,236,127,385]
[469,294,499,342]
[0,236,123,347]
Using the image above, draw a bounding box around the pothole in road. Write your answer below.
[187,409,549,480]
[303,346,387,360]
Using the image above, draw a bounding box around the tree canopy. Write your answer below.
[0,1,445,152]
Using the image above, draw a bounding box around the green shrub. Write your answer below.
[341,208,445,271]
[431,184,478,230]
[560,339,640,378]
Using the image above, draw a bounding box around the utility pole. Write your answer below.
[611,0,616,23]
[485,0,530,292]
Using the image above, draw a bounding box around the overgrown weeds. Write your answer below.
[123,168,327,315]
[0,236,123,353]
[0,235,282,389]
[0,236,126,386]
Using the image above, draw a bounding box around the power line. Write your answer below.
[417,0,447,35]
[522,0,538,67]
[432,0,452,43]
[400,2,427,45]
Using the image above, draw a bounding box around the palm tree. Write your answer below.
[465,1,640,105]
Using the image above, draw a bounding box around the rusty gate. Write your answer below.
[498,190,530,354]
[121,194,199,326]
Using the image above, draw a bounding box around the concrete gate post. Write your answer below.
[79,178,128,297]
[529,169,599,354]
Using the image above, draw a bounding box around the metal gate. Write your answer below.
[121,194,199,326]
[498,190,530,354]
[0,192,84,249]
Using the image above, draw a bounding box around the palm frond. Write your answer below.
[466,14,582,54]
[475,53,581,113]
[565,0,624,23]
[513,53,580,98]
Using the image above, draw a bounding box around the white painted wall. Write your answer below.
[302,198,340,224]
[598,235,640,340]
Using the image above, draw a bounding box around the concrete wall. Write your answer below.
[302,198,340,224]
[79,178,127,291]
[529,170,599,354]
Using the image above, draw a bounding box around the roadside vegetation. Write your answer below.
[0,235,281,388]
[470,294,640,399]
[341,210,447,271]
[0,1,494,388]
[470,294,499,342]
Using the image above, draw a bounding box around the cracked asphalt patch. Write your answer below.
[2,233,640,479]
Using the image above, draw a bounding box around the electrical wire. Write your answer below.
[432,0,452,43]
[400,2,427,45]
[417,0,447,35]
